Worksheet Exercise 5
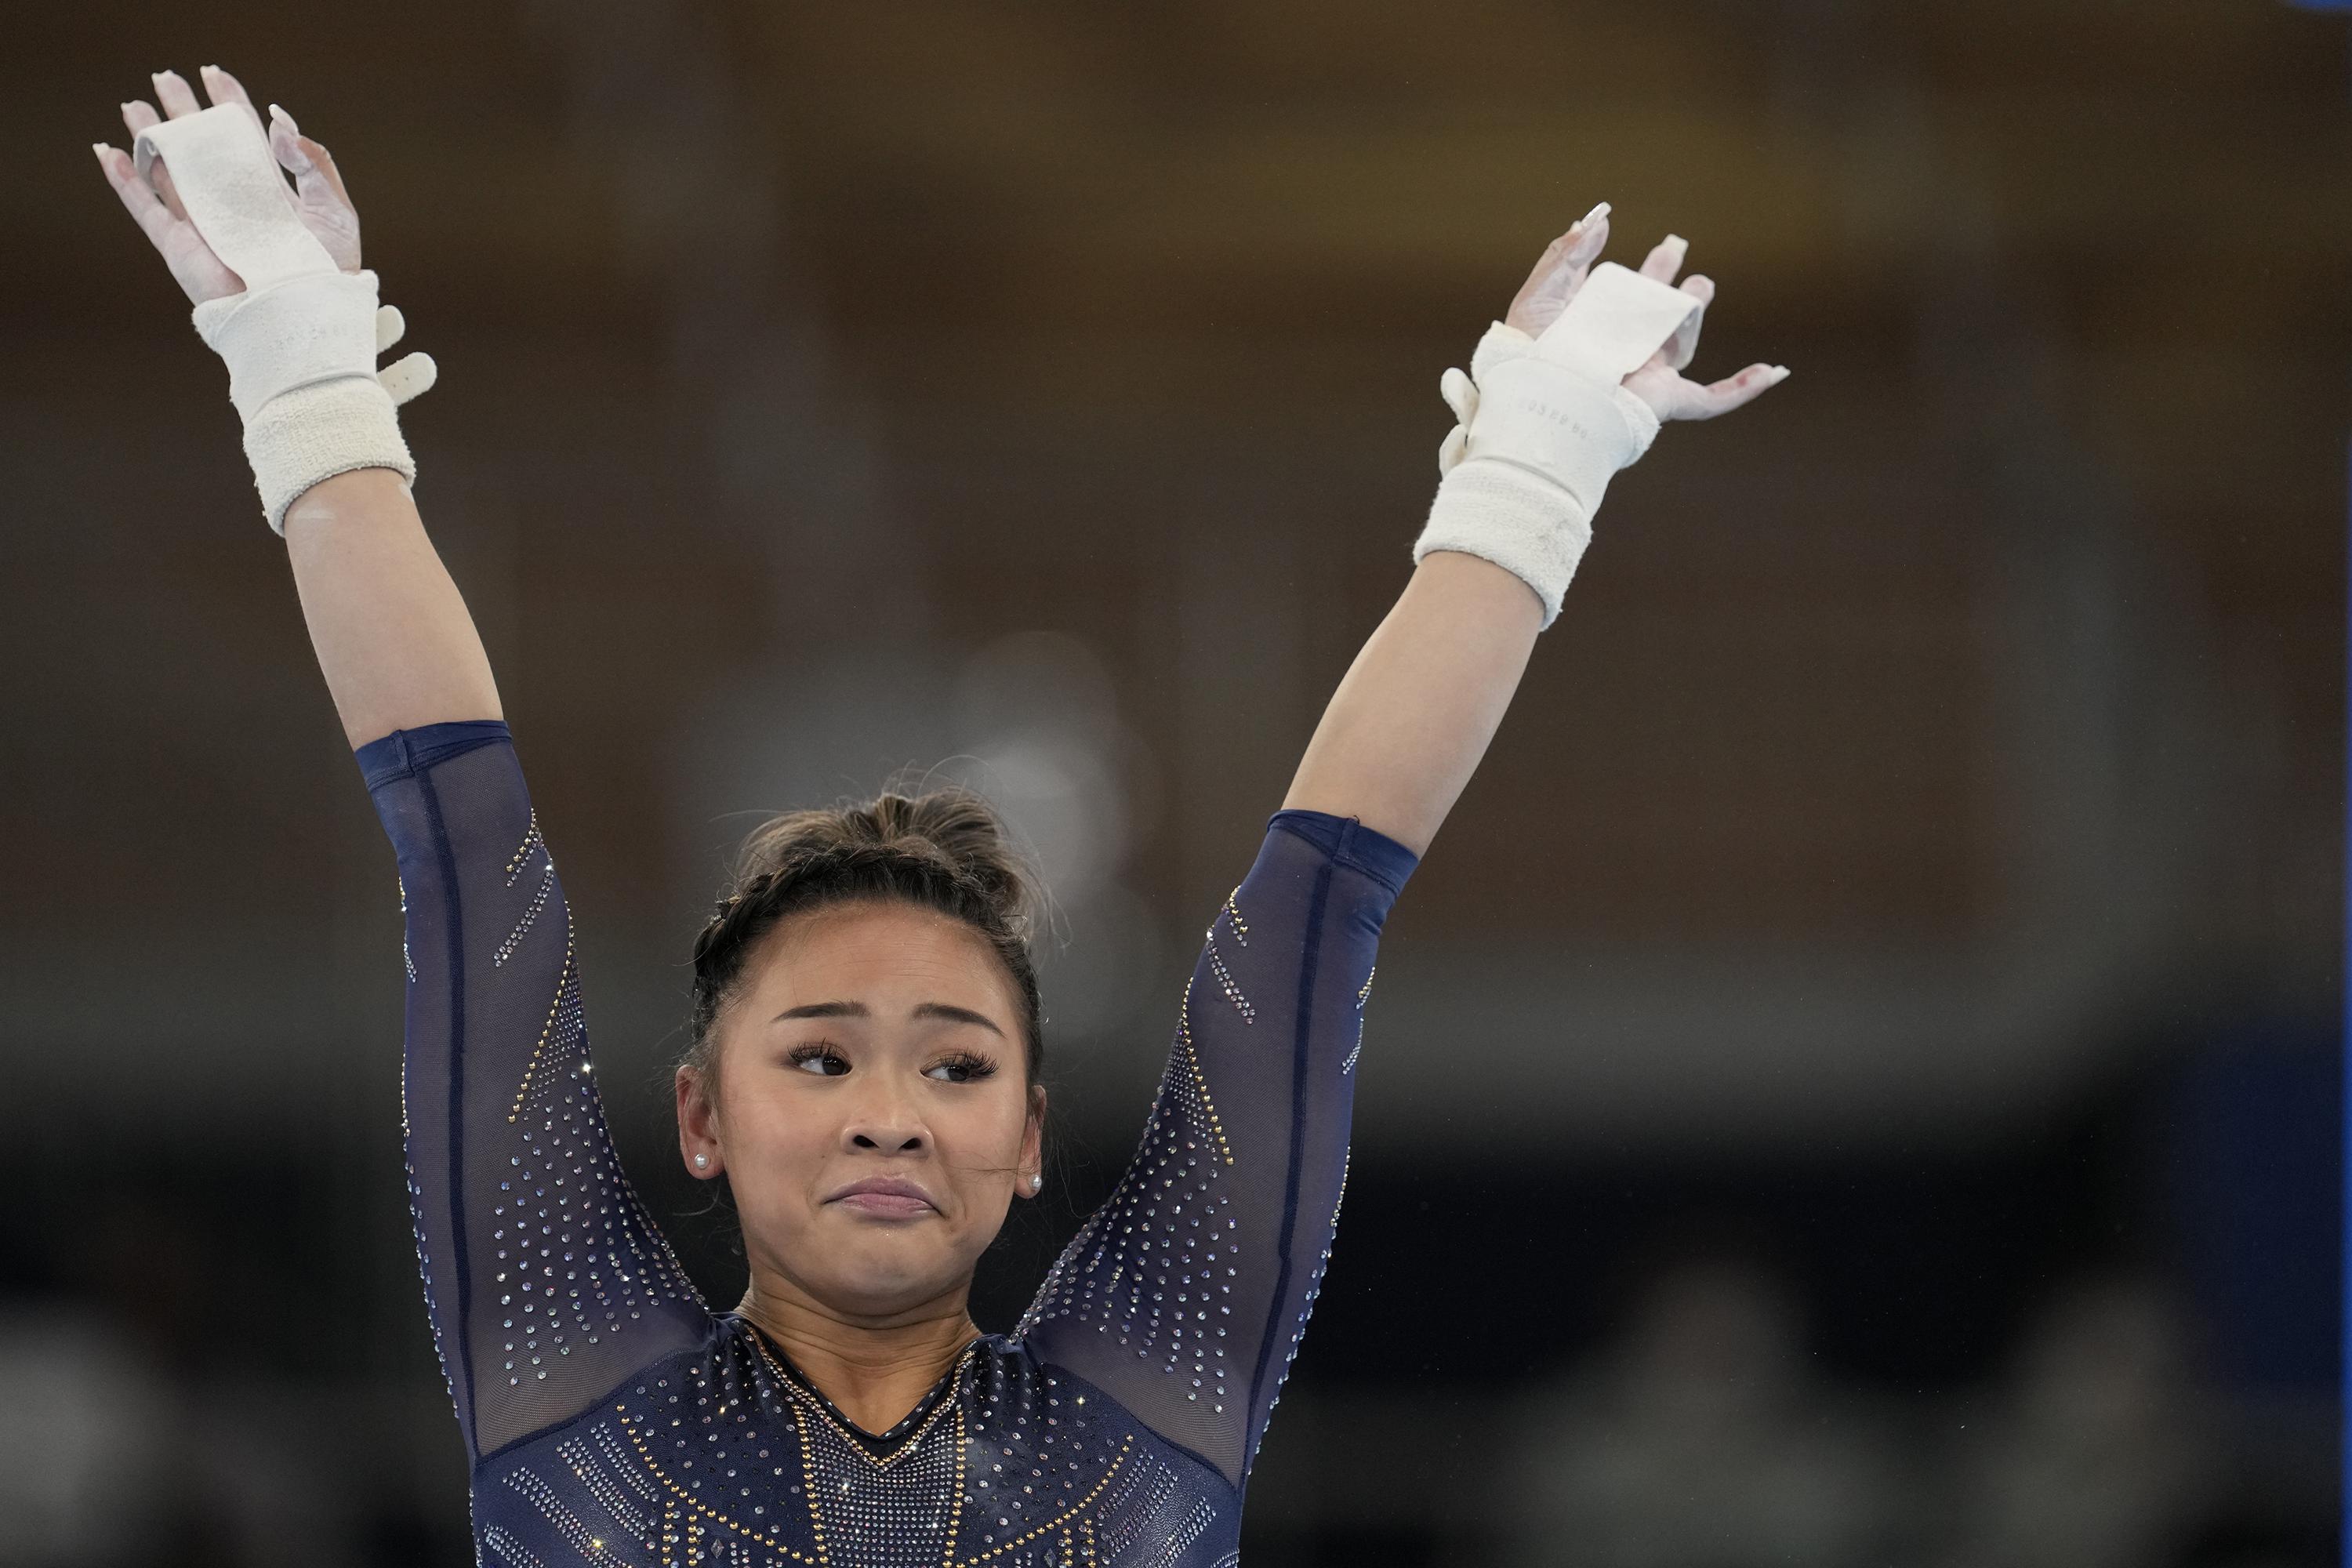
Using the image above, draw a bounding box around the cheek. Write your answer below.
[938,1083,1033,1165]
[722,1082,839,1174]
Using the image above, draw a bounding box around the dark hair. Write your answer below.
[681,783,1046,1105]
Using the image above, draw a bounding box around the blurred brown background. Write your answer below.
[3,1,2343,1563]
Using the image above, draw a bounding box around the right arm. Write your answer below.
[97,64,493,745]
[100,66,709,1462]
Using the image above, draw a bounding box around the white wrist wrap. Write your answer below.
[1414,262,1697,627]
[133,105,433,535]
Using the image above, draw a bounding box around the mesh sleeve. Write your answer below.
[1014,808,1417,1489]
[357,721,709,1462]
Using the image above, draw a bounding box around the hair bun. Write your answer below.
[858,788,1035,926]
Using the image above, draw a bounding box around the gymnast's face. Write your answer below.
[679,899,1044,1320]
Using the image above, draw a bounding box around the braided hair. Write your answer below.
[682,784,1046,1107]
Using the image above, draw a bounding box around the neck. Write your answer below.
[735,1275,981,1437]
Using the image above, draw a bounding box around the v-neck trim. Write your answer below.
[731,1313,983,1457]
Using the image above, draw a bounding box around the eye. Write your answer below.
[785,1042,850,1077]
[925,1051,998,1084]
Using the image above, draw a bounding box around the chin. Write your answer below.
[815,1256,961,1317]
[814,1221,968,1312]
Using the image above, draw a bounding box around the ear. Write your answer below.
[1017,1081,1047,1197]
[676,1062,723,1178]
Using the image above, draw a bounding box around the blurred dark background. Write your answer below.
[5,1,2344,1563]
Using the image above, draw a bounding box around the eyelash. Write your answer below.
[784,1042,999,1083]
[929,1051,999,1084]
[784,1043,848,1077]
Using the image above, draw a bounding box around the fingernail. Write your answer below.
[91,143,109,165]
[1664,234,1687,250]
[1584,201,1611,223]
[1769,365,1791,383]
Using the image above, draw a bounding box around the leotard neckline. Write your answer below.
[731,1312,985,1455]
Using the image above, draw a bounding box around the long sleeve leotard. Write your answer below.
[357,719,1415,1568]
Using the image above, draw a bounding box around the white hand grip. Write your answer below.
[134,105,430,533]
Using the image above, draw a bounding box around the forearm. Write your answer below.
[1280,549,1542,857]
[282,466,501,748]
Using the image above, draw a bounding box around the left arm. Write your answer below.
[1281,549,1538,857]
[1286,206,1786,858]
[1014,205,1783,1494]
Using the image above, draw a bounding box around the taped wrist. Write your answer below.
[133,104,434,535]
[240,376,414,529]
[1412,262,1693,628]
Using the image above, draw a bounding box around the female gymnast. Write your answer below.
[95,64,1785,1567]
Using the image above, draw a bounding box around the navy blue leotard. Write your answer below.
[356,719,1416,1567]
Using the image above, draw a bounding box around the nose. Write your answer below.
[840,1076,927,1155]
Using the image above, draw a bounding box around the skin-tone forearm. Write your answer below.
[1279,549,1543,858]
[282,466,502,748]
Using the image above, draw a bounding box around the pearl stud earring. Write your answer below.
[1029,1173,1043,1192]
[694,1154,710,1169]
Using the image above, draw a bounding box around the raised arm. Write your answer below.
[1017,209,1786,1499]
[1284,206,1787,857]
[95,64,491,745]
[1281,550,1537,856]
[97,67,709,1465]
[283,466,501,745]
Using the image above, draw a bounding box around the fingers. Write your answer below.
[1504,200,1610,336]
[1568,201,1611,256]
[267,104,354,211]
[1664,273,1713,371]
[260,103,361,269]
[1555,200,1610,291]
[1562,205,1618,293]
[118,96,194,224]
[193,67,307,227]
[1638,232,1689,284]
[267,106,307,175]
[150,158,194,226]
[1679,361,1791,420]
[91,142,183,256]
[1509,223,1581,308]
[121,105,191,229]
[125,67,281,224]
[151,68,203,118]
[1519,201,1611,285]
[198,64,267,136]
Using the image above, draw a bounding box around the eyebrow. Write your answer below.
[768,1000,1004,1037]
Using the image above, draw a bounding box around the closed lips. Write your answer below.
[827,1178,937,1213]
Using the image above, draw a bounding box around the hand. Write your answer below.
[1503,203,1788,421]
[93,65,361,305]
